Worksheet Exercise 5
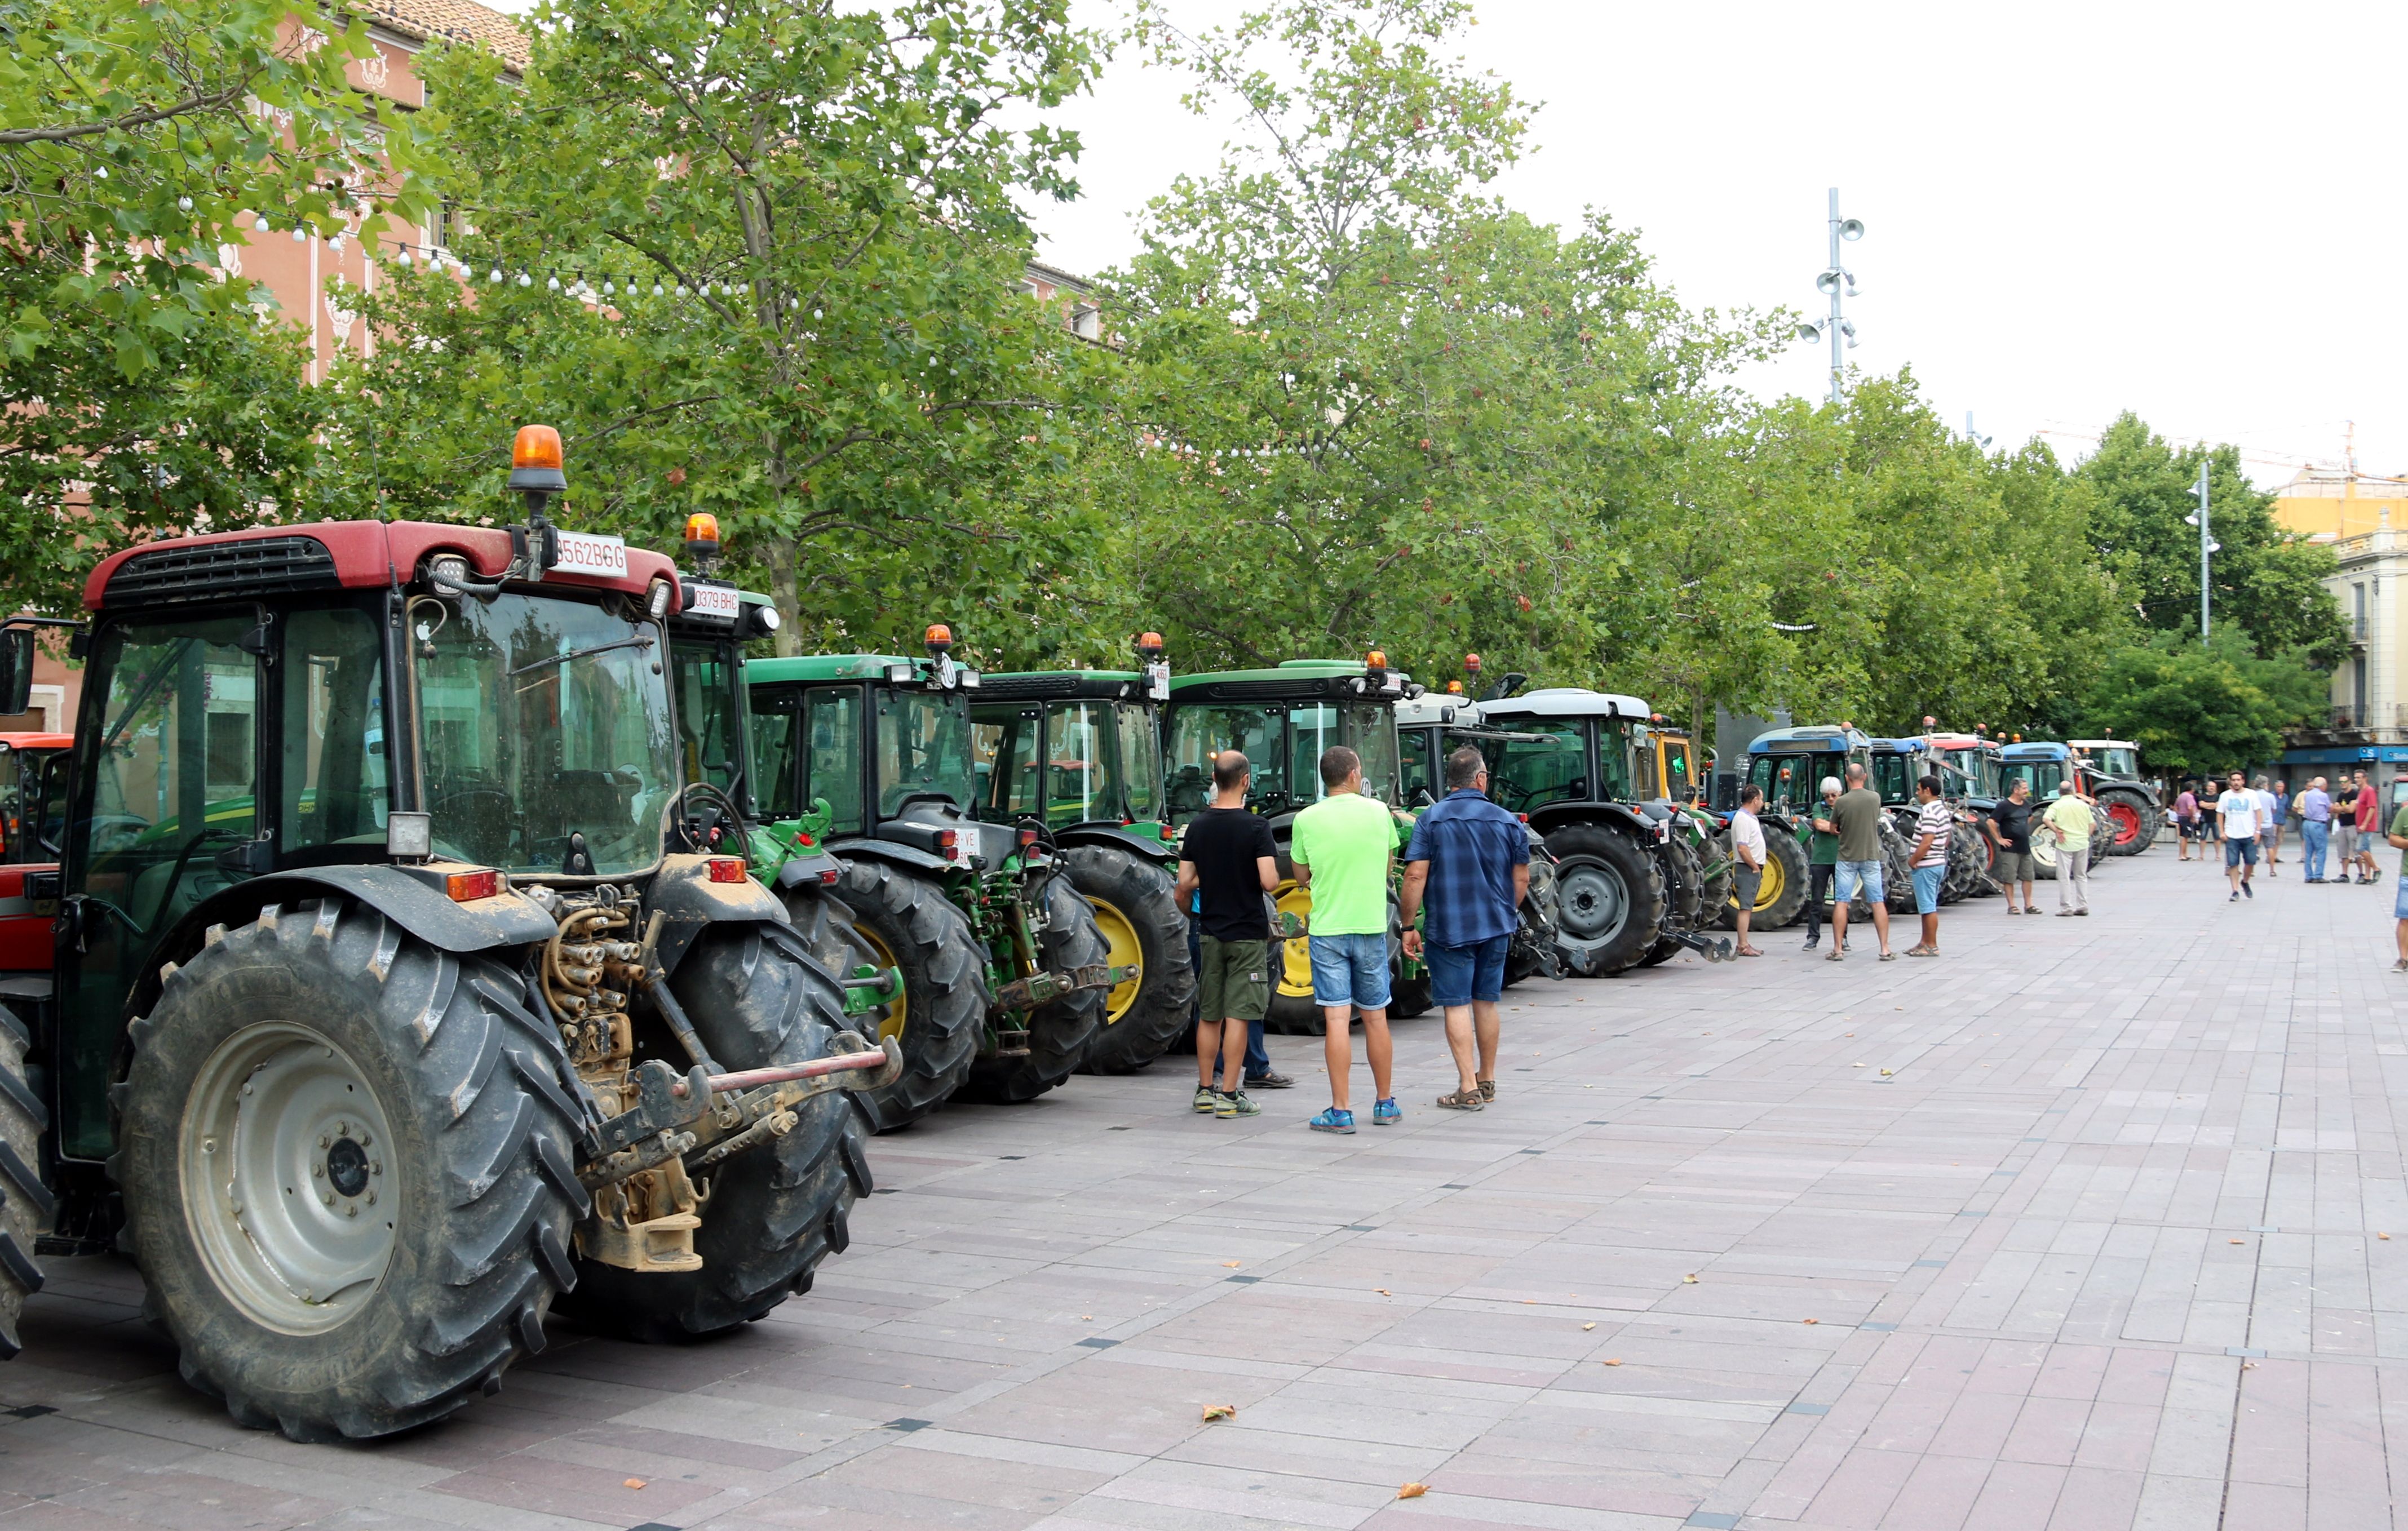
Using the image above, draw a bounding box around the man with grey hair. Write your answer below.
[1800,775,1842,952]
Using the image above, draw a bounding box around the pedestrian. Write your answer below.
[2388,791,2408,971]
[1291,745,1400,1133]
[2299,775,2333,882]
[2356,771,2383,884]
[1906,774,1952,954]
[1172,751,1280,1119]
[2267,778,2290,872]
[1827,762,1894,961]
[1728,785,1768,957]
[1801,776,1842,952]
[1399,747,1530,1112]
[2219,769,2261,901]
[2174,782,2199,861]
[2043,782,2094,916]
[2334,775,2358,882]
[1988,778,2038,914]
[2202,779,2222,852]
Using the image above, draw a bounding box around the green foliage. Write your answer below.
[2077,631,2328,776]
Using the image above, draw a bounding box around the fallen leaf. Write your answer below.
[1398,1483,1429,1499]
[1603,1357,1623,1366]
[1582,1322,1597,1331]
[1081,1315,1093,1320]
[1879,1068,1894,1077]
[1852,1062,1865,1068]
[625,1479,647,1490]
[1376,1288,1391,1295]
[1202,1404,1236,1422]
[1684,1273,1699,1284]
[1223,1261,1241,1268]
[2231,1239,2245,1245]
[2384,1233,2394,1241]
[2242,1361,2257,1370]
[1802,1317,1818,1325]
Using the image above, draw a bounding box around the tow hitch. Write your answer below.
[580,1033,902,1191]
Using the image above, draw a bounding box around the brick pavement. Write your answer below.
[5,842,2406,1530]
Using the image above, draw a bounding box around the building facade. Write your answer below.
[2275,464,2408,805]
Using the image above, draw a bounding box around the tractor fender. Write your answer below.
[644,853,789,975]
[1053,823,1174,862]
[829,836,957,878]
[1527,801,1659,846]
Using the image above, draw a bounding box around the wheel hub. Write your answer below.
[1555,860,1627,943]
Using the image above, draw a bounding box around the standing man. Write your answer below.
[1989,778,2038,915]
[2220,768,2262,901]
[1400,747,1529,1112]
[1906,774,1953,953]
[2356,771,2383,884]
[2044,782,2095,916]
[2267,778,2290,873]
[1801,776,1842,952]
[1728,785,1768,957]
[2299,776,2333,882]
[1173,751,1281,1119]
[2174,782,2199,861]
[1291,746,1400,1134]
[1828,762,1894,962]
[2334,774,2358,883]
[2388,791,2408,971]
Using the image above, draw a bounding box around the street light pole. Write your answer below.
[1793,189,1863,403]
[2184,458,2217,641]
[1824,188,1844,405]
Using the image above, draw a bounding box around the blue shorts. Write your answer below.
[2396,874,2408,920]
[1309,932,1391,1011]
[1912,864,1944,915]
[1427,933,1510,1008]
[2226,837,2258,869]
[1834,858,1884,906]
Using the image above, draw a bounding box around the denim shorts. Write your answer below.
[2396,875,2408,920]
[1426,933,1510,1008]
[1834,858,1884,905]
[1309,932,1391,1010]
[2225,836,2258,868]
[1912,863,1944,915]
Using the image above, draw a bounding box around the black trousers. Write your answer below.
[1803,864,1835,943]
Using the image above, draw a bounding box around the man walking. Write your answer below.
[1173,751,1281,1119]
[2044,782,2094,916]
[1906,774,1952,953]
[1728,785,1768,957]
[1989,778,2038,915]
[2220,769,2262,900]
[2299,776,2333,882]
[1400,747,1529,1112]
[1828,762,1894,961]
[1801,776,1842,952]
[2174,782,2199,861]
[1291,746,1400,1133]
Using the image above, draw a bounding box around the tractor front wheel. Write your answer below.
[826,860,985,1130]
[0,1008,47,1360]
[1061,845,1196,1075]
[2095,789,2157,855]
[958,871,1106,1103]
[116,899,584,1441]
[1546,823,1667,975]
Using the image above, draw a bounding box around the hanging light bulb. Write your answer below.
[489,268,502,283]
[675,283,688,296]
[291,225,307,242]
[546,274,560,291]
[516,272,531,287]
[396,246,411,267]
[255,215,271,233]
[177,196,193,212]
[602,279,614,296]
[652,281,663,296]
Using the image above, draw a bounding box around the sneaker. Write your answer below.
[1245,1070,1295,1090]
[1803,937,1820,951]
[2393,959,2408,974]
[1372,1098,1402,1126]
[2243,882,2254,899]
[2056,909,2075,917]
[1308,1107,1356,1134]
[1193,1085,1218,1114]
[2075,908,2088,916]
[1216,1089,1261,1118]
[2230,891,2239,902]
[1477,1080,1495,1102]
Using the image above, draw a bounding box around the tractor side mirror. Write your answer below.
[0,628,31,717]
[1410,788,1434,809]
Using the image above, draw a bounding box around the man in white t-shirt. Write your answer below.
[1729,785,1768,957]
[2220,769,2261,902]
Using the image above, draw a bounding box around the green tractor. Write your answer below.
[1162,655,1429,1033]
[970,636,1197,1075]
[1738,725,1887,925]
[745,627,1132,1126]
[0,428,899,1439]
[1393,691,1565,984]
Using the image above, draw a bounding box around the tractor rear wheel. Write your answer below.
[0,1007,47,1360]
[1061,844,1196,1075]
[2096,788,2158,855]
[827,859,985,1130]
[1546,822,1667,975]
[958,870,1105,1103]
[560,921,870,1342]
[116,899,583,1441]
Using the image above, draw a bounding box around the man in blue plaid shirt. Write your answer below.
[1400,747,1530,1112]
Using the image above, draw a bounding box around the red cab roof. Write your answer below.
[83,521,679,611]
[0,733,71,751]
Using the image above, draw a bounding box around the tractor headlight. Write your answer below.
[428,554,471,594]
[647,578,674,621]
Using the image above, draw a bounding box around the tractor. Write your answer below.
[970,637,1197,1076]
[1911,728,2007,898]
[1997,741,2120,877]
[744,629,1131,1124]
[2067,738,2162,856]
[1863,736,1989,906]
[1393,691,1565,985]
[1740,725,1938,923]
[1162,655,1430,1032]
[0,427,902,1441]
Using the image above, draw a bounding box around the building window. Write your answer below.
[2354,655,2368,725]
[1070,305,1101,341]
[2355,583,2369,640]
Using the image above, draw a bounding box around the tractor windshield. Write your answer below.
[415,592,676,876]
[1115,703,1161,821]
[1748,753,1824,815]
[2093,747,2137,778]
[1998,760,2066,798]
[1344,703,1401,805]
[1870,753,1918,806]
[874,687,973,816]
[1493,725,1593,813]
[669,635,748,809]
[1166,704,1285,820]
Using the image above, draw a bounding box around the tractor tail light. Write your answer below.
[1019,827,1039,849]
[820,868,840,885]
[935,829,958,851]
[446,869,502,902]
[706,857,746,884]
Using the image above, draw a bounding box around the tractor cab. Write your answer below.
[1866,738,1931,809]
[1634,721,1699,804]
[1918,731,2003,801]
[661,544,785,839]
[2070,739,2140,780]
[1998,740,2075,800]
[0,732,69,869]
[1745,726,1871,818]
[2065,738,2161,854]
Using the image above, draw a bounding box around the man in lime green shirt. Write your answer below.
[1291,745,1399,1133]
[2042,784,2094,916]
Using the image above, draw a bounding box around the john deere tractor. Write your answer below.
[745,628,1130,1122]
[971,637,1196,1075]
[0,427,899,1440]
[1162,655,1428,1032]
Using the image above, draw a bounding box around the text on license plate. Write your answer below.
[554,531,628,576]
[690,585,741,619]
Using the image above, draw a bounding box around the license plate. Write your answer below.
[689,584,741,620]
[553,530,628,577]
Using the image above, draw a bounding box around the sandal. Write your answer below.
[1906,945,1937,957]
[1436,1088,1485,1111]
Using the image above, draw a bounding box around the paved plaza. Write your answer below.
[6,842,2407,1530]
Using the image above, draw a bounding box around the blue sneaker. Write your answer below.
[1309,1107,1357,1134]
[1372,1098,1402,1126]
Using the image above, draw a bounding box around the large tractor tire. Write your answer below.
[1941,823,1985,903]
[0,1007,48,1360]
[2030,828,2061,880]
[1546,822,1668,975]
[115,899,585,1441]
[1721,825,1809,932]
[2096,788,2158,856]
[561,921,870,1342]
[1879,818,1918,913]
[1060,844,1196,1075]
[1265,850,1323,1035]
[828,859,985,1130]
[959,870,1105,1103]
[1637,837,1707,968]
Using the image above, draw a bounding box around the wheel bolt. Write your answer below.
[365,1190,377,1206]
[344,1204,358,1219]
[312,1165,324,1179]
[322,1192,334,1205]
[319,1134,331,1150]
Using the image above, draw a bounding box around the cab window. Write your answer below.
[280,607,388,854]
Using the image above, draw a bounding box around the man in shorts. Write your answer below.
[2334,775,2359,881]
[1728,786,1767,956]
[1989,778,2037,913]
[1828,762,1894,961]
[1173,750,1280,1119]
[1292,746,1400,1133]
[2388,792,2408,971]
[2220,769,2262,901]
[2356,770,2383,884]
[2174,783,2198,860]
[1906,774,1952,953]
[1400,747,1529,1112]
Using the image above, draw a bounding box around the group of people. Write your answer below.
[1175,742,1528,1132]
[2173,770,2389,889]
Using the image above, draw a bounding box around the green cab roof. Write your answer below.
[747,654,918,684]
[1168,660,1366,691]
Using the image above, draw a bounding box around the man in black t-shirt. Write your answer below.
[1988,779,2036,915]
[1174,751,1281,1119]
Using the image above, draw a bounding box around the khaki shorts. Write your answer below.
[1996,849,2035,882]
[1197,935,1271,1024]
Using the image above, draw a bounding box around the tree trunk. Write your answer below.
[766,539,801,657]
